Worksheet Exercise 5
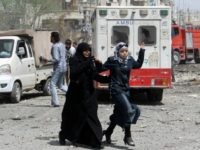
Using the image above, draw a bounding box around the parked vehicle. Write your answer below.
[91,5,172,102]
[172,23,200,64]
[0,29,53,103]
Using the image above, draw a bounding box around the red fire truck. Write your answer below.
[172,23,200,64]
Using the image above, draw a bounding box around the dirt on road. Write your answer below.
[0,63,200,150]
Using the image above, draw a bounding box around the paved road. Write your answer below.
[0,64,200,150]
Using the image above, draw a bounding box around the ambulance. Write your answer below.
[91,5,172,102]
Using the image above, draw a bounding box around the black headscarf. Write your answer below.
[75,42,91,60]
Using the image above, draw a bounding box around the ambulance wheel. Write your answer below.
[10,82,22,103]
[194,57,200,63]
[147,89,163,102]
[173,51,180,65]
[43,78,51,96]
[194,50,200,63]
[179,60,186,64]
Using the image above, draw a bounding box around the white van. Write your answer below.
[0,30,52,103]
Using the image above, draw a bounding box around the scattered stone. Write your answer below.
[195,121,200,125]
[11,115,21,120]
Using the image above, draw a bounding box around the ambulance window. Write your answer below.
[111,26,129,45]
[138,26,156,45]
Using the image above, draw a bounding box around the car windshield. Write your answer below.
[0,39,14,58]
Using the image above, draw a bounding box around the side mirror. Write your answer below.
[17,47,25,56]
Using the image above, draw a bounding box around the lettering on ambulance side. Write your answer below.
[116,20,133,25]
[143,53,159,66]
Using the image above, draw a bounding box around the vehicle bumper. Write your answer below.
[0,75,14,93]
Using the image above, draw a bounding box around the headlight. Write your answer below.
[0,64,11,75]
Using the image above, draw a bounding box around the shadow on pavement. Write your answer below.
[48,139,134,150]
[102,141,134,150]
[0,92,46,104]
[97,90,164,106]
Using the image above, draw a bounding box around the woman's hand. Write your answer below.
[139,42,145,49]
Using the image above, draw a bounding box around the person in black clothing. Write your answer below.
[59,42,109,149]
[102,42,145,146]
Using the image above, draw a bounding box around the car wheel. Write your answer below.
[10,82,22,103]
[43,78,51,96]
[173,51,181,65]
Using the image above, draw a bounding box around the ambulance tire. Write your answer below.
[194,57,200,63]
[173,51,181,65]
[43,78,51,96]
[10,82,22,103]
[147,89,163,102]
[194,50,200,63]
[179,60,186,64]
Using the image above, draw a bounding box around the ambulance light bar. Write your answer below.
[140,10,148,17]
[120,9,128,17]
[99,10,107,17]
[160,10,168,17]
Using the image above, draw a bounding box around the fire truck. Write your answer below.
[91,5,172,102]
[172,23,200,64]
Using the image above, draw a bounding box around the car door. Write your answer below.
[16,40,35,89]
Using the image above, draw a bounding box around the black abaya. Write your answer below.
[60,56,109,148]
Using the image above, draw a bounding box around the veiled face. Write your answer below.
[118,48,128,59]
[83,49,91,58]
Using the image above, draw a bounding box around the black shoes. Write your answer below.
[59,132,66,145]
[123,136,135,146]
[103,130,135,146]
[103,130,111,144]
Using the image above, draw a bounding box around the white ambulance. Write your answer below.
[91,5,172,102]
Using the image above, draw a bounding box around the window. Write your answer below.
[0,40,14,58]
[138,26,156,45]
[17,41,27,59]
[111,26,129,45]
[130,0,145,6]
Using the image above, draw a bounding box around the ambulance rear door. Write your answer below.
[133,20,161,68]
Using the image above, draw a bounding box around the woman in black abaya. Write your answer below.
[59,42,109,149]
